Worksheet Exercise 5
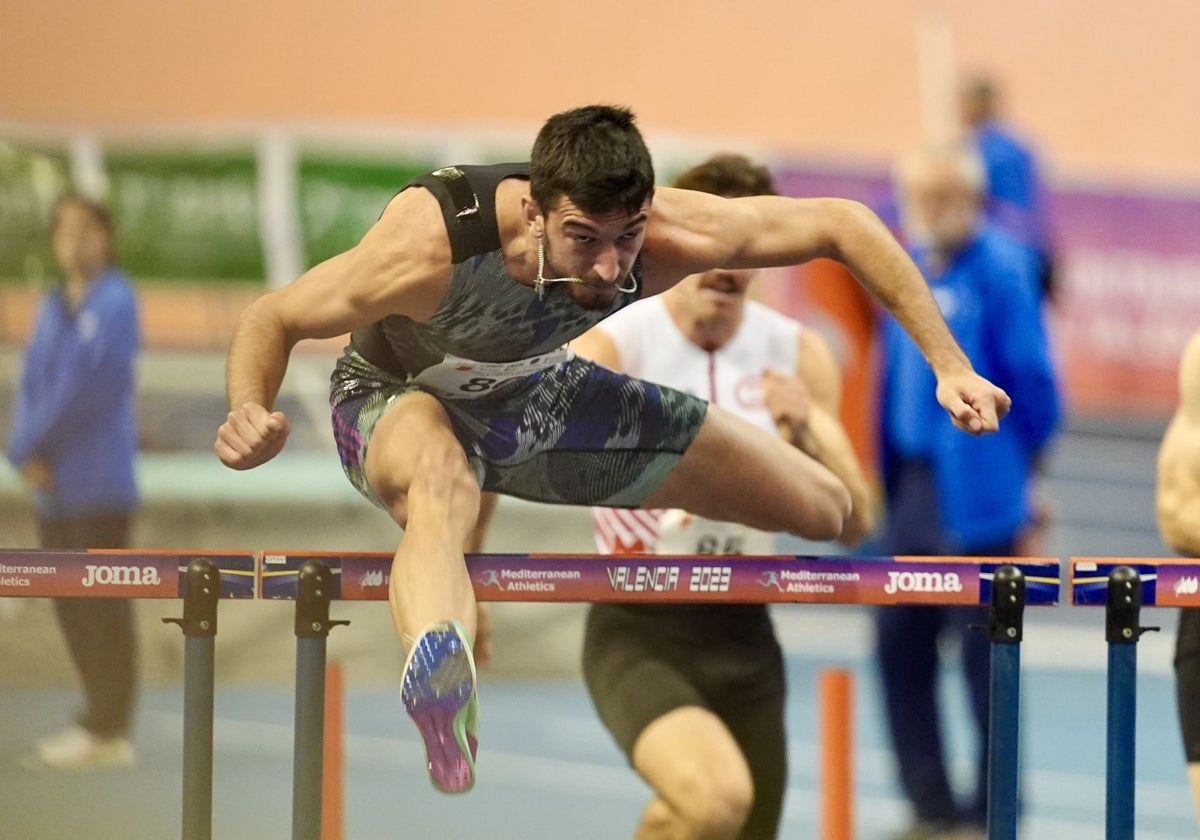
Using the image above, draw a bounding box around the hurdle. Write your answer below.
[0,548,256,840]
[1069,558,1193,840]
[263,552,1061,840]
[1,549,1061,840]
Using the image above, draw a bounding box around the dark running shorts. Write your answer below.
[329,348,708,508]
[582,603,788,838]
[1176,607,1200,762]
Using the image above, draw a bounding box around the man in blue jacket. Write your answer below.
[7,194,142,770]
[875,143,1061,840]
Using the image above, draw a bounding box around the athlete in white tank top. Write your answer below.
[566,154,878,840]
[590,295,803,556]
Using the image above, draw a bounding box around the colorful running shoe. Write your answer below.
[401,620,479,793]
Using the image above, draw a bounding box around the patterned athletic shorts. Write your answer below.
[329,349,708,509]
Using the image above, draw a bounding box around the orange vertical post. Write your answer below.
[796,260,880,484]
[820,667,855,840]
[322,661,345,840]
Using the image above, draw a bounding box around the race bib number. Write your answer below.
[413,348,572,399]
[655,509,775,556]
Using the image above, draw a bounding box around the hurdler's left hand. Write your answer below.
[762,367,812,445]
[936,371,1011,435]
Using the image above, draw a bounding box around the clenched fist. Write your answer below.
[214,402,292,470]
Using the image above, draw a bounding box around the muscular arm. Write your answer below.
[1158,332,1200,556]
[766,329,876,546]
[643,188,1009,433]
[217,188,450,469]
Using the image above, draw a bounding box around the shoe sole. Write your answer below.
[401,625,477,794]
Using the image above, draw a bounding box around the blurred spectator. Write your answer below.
[874,142,1061,840]
[959,72,1057,301]
[1155,329,1200,828]
[5,194,142,770]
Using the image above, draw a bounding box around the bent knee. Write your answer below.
[802,474,852,542]
[370,433,480,523]
[404,445,480,511]
[407,443,476,489]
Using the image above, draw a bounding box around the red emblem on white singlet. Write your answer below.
[734,374,766,409]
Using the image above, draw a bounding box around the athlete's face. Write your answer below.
[52,200,110,280]
[531,196,649,310]
[674,266,757,325]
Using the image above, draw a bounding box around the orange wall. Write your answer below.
[5,0,1200,188]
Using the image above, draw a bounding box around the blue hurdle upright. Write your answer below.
[163,557,222,840]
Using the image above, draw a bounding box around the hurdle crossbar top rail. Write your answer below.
[0,549,1061,605]
[1069,556,1200,608]
[0,548,257,599]
[262,552,1064,606]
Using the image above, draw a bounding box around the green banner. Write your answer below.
[298,155,430,268]
[105,149,263,282]
[0,141,72,285]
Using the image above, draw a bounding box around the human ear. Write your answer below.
[521,196,544,237]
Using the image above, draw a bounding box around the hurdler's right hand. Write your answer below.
[215,402,292,470]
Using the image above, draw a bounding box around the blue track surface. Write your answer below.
[1,641,1194,840]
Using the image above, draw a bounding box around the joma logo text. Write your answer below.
[81,564,162,588]
[883,570,963,595]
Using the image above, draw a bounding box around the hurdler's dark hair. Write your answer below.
[530,105,655,216]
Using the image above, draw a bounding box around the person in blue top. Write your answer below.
[959,73,1056,301]
[6,194,142,771]
[874,143,1061,840]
